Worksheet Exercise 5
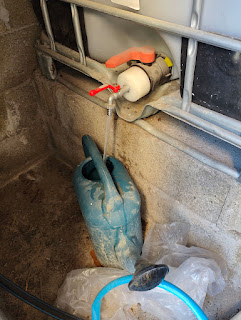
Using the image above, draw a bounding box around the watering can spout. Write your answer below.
[82,135,123,217]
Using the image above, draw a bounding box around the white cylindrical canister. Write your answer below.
[117,66,151,102]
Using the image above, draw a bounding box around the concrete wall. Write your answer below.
[34,70,241,319]
[0,0,48,187]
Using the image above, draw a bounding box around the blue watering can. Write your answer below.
[73,135,143,273]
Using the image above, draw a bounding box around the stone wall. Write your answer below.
[0,0,48,187]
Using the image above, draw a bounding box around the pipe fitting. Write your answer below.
[107,85,129,110]
[131,55,172,90]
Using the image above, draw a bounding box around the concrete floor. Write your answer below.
[0,156,95,320]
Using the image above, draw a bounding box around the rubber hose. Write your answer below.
[91,275,209,320]
[0,273,82,320]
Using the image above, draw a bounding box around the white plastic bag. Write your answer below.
[141,222,228,296]
[56,222,228,320]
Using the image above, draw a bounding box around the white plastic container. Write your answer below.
[83,0,241,79]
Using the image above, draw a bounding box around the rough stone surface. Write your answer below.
[131,174,241,271]
[0,24,40,92]
[0,0,10,33]
[217,182,241,233]
[1,80,43,139]
[115,118,233,224]
[0,79,48,186]
[204,283,241,320]
[0,0,48,186]
[4,0,38,29]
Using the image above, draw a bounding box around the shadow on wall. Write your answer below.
[31,0,87,53]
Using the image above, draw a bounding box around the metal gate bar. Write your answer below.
[181,0,202,112]
[70,3,86,65]
[40,0,56,51]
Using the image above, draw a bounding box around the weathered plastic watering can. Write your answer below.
[73,135,143,273]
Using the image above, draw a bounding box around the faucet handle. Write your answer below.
[105,46,156,68]
[89,84,120,96]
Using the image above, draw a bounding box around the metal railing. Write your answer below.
[37,0,241,179]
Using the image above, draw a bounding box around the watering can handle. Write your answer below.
[82,135,123,205]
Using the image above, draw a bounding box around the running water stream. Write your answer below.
[103,108,113,164]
